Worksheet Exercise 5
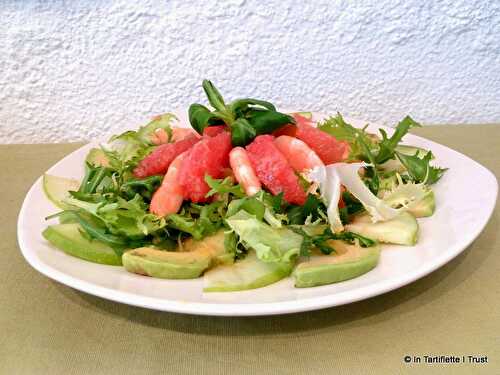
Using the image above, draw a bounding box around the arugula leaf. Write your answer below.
[290,227,315,257]
[340,191,365,224]
[332,230,376,248]
[257,191,285,212]
[53,210,130,256]
[319,114,426,194]
[168,214,204,240]
[376,116,421,164]
[287,194,324,225]
[289,226,334,255]
[396,151,447,184]
[120,175,162,201]
[291,225,377,257]
[319,113,421,166]
[168,201,225,240]
[205,176,245,198]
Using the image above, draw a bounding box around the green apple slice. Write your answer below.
[85,148,110,167]
[42,223,122,265]
[43,174,80,209]
[203,251,293,292]
[346,212,419,246]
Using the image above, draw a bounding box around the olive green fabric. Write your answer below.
[1,125,499,374]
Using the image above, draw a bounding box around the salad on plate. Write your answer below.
[42,80,447,291]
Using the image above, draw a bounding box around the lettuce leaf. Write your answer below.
[225,210,302,263]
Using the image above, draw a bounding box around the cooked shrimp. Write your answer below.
[150,127,199,145]
[150,152,187,217]
[171,127,199,142]
[274,135,324,172]
[150,128,170,145]
[229,147,261,196]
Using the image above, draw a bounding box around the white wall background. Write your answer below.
[1,0,499,144]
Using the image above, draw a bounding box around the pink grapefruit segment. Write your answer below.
[293,113,350,164]
[178,131,232,203]
[133,135,200,178]
[203,125,227,137]
[246,135,307,205]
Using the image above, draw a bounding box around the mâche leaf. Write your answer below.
[246,109,295,135]
[189,104,221,134]
[188,80,296,146]
[231,118,257,146]
[202,79,227,112]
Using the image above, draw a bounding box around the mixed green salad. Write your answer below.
[42,80,446,291]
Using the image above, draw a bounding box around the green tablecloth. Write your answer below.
[2,125,499,374]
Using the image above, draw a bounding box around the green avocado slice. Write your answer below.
[122,231,232,279]
[404,190,435,217]
[294,240,381,288]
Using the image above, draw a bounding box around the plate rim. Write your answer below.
[17,119,498,316]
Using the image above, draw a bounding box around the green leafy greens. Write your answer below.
[396,151,448,184]
[189,80,295,146]
[318,113,446,186]
[290,226,376,257]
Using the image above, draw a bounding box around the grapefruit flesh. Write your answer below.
[133,135,199,178]
[203,125,227,137]
[178,131,232,203]
[246,135,306,205]
[293,113,350,165]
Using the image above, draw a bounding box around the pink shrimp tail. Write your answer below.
[150,152,187,217]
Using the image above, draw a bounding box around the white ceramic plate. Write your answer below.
[18,111,498,316]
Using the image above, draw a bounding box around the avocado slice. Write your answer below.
[42,223,122,266]
[403,190,435,217]
[122,231,232,279]
[203,250,293,292]
[346,211,419,246]
[294,240,381,288]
